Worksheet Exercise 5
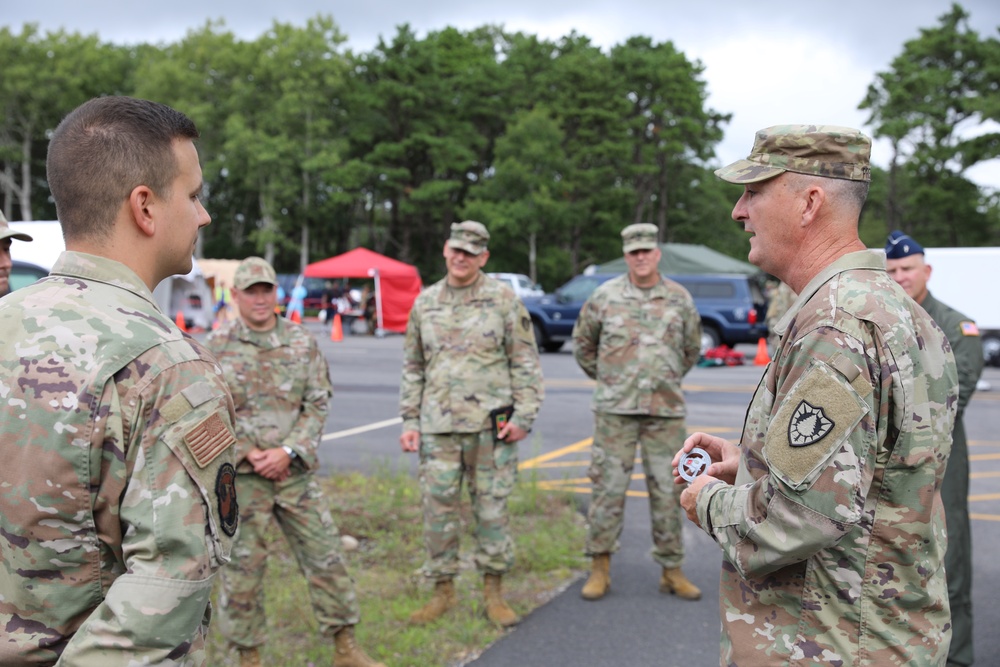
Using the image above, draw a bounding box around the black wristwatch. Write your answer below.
[281,445,298,460]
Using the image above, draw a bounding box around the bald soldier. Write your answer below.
[674,125,958,666]
[0,96,239,665]
[0,210,33,297]
[573,223,703,602]
[886,230,984,667]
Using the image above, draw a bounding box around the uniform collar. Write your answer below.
[773,250,885,336]
[50,251,159,311]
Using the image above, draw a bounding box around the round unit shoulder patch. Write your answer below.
[216,462,239,537]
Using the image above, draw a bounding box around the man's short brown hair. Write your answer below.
[46,96,200,241]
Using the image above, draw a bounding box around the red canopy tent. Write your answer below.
[303,247,422,334]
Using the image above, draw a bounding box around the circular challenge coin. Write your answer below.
[678,447,711,483]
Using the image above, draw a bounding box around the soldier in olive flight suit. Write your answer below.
[399,221,544,628]
[676,125,959,666]
[886,230,984,667]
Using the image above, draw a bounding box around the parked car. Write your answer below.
[523,272,767,353]
[487,272,545,299]
[9,259,49,292]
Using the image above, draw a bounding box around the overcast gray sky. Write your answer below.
[5,0,1000,188]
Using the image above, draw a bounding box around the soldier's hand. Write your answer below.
[672,432,740,486]
[250,447,292,480]
[400,430,420,453]
[498,422,528,443]
[680,474,716,526]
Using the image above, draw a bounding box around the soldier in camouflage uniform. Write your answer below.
[764,280,796,351]
[886,231,984,667]
[572,223,703,602]
[399,221,544,627]
[0,210,34,297]
[0,96,239,666]
[674,125,959,666]
[206,257,384,667]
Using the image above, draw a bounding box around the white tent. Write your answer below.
[7,220,213,330]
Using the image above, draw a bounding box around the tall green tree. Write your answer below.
[340,25,507,279]
[463,106,571,285]
[861,3,1000,244]
[0,25,129,220]
[609,36,729,239]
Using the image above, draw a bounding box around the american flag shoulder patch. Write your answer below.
[184,413,236,468]
[960,321,980,336]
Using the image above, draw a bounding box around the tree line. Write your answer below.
[1,4,997,288]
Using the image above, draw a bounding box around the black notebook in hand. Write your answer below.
[489,406,514,440]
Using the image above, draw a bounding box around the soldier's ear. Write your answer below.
[128,185,157,238]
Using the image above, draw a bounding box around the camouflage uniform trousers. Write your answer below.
[218,471,360,647]
[418,431,518,579]
[586,413,686,568]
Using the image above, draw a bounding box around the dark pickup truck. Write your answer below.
[523,272,768,353]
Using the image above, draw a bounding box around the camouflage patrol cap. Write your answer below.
[621,223,658,253]
[0,210,33,242]
[716,124,872,184]
[447,220,490,255]
[233,256,278,290]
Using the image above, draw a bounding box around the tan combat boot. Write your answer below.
[408,578,457,625]
[333,626,386,667]
[483,573,519,627]
[580,553,611,600]
[236,647,262,667]
[659,567,701,600]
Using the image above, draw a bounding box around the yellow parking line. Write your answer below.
[532,460,591,469]
[970,453,1000,461]
[520,438,593,469]
[969,493,1000,502]
[971,471,1000,479]
[970,440,1000,447]
[970,513,1000,522]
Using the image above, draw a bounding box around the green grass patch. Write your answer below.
[206,466,587,666]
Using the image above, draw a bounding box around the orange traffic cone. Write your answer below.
[754,337,770,366]
[175,311,188,333]
[290,309,302,324]
[330,313,343,342]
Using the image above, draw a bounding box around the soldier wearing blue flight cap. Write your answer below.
[885,230,984,667]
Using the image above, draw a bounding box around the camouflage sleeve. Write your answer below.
[399,302,426,433]
[572,295,601,380]
[697,329,873,579]
[681,294,702,375]
[282,335,333,471]
[505,297,545,431]
[58,356,238,665]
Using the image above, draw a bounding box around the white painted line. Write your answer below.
[322,417,402,441]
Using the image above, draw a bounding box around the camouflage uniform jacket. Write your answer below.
[694,251,958,666]
[920,291,983,415]
[572,274,700,417]
[399,272,543,434]
[0,251,239,666]
[205,315,332,473]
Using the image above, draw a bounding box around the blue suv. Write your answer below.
[523,272,767,353]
